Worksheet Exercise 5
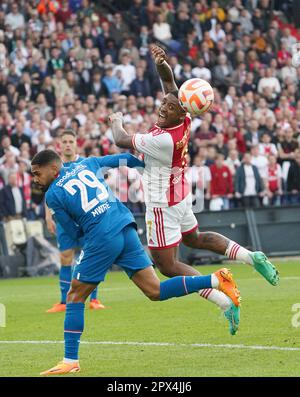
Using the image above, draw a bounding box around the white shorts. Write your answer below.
[145,194,198,250]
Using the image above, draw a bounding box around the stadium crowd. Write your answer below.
[0,0,300,221]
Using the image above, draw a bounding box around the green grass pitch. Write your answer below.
[0,260,300,377]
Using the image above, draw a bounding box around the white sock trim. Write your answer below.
[63,358,79,364]
[211,274,219,289]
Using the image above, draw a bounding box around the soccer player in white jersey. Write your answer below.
[109,44,279,335]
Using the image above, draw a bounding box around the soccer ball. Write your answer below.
[178,78,214,116]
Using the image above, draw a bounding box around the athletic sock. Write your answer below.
[64,302,84,361]
[90,286,98,301]
[198,289,231,311]
[225,241,253,265]
[160,275,213,301]
[59,266,72,304]
[63,358,79,364]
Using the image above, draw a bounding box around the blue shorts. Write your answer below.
[72,224,152,284]
[56,222,83,252]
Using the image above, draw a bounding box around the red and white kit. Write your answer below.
[132,115,198,249]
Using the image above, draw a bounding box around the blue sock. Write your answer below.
[59,266,72,304]
[64,302,85,361]
[160,275,212,301]
[90,286,98,301]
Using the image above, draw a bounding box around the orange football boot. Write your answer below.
[46,303,66,313]
[89,299,105,310]
[40,361,80,375]
[214,268,241,307]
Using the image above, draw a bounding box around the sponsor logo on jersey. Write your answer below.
[56,164,87,186]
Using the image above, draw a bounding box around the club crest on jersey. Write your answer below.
[176,127,190,150]
[176,136,188,150]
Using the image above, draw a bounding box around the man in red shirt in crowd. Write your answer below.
[210,153,233,210]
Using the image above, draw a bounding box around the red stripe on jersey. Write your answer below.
[153,208,161,247]
[154,208,162,247]
[164,116,192,206]
[158,208,166,246]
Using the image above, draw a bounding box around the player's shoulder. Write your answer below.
[148,125,171,137]
[80,156,97,167]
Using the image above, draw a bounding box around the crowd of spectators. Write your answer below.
[0,0,300,221]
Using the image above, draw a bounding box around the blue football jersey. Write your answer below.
[63,155,85,168]
[46,153,144,247]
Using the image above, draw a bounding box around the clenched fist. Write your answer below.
[108,112,123,124]
[150,44,167,65]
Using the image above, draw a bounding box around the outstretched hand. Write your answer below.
[150,44,167,65]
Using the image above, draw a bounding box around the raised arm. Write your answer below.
[93,153,145,170]
[150,44,178,94]
[108,112,134,149]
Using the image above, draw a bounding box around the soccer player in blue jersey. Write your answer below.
[45,130,104,312]
[31,149,241,375]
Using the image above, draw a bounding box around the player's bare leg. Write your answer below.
[40,279,97,375]
[182,231,279,286]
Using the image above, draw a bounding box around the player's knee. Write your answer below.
[67,288,82,303]
[60,250,74,266]
[151,254,175,277]
[182,232,198,248]
[67,281,86,303]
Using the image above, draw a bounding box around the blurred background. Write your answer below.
[0,0,299,277]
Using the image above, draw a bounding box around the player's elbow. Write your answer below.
[115,137,130,149]
[114,136,123,147]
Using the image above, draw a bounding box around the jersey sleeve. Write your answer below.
[90,153,145,170]
[46,190,83,241]
[132,132,173,160]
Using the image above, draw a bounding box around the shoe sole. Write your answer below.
[225,306,240,335]
[40,367,80,375]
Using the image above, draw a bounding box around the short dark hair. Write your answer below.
[61,129,76,138]
[31,150,61,167]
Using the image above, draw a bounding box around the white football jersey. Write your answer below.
[132,115,192,208]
